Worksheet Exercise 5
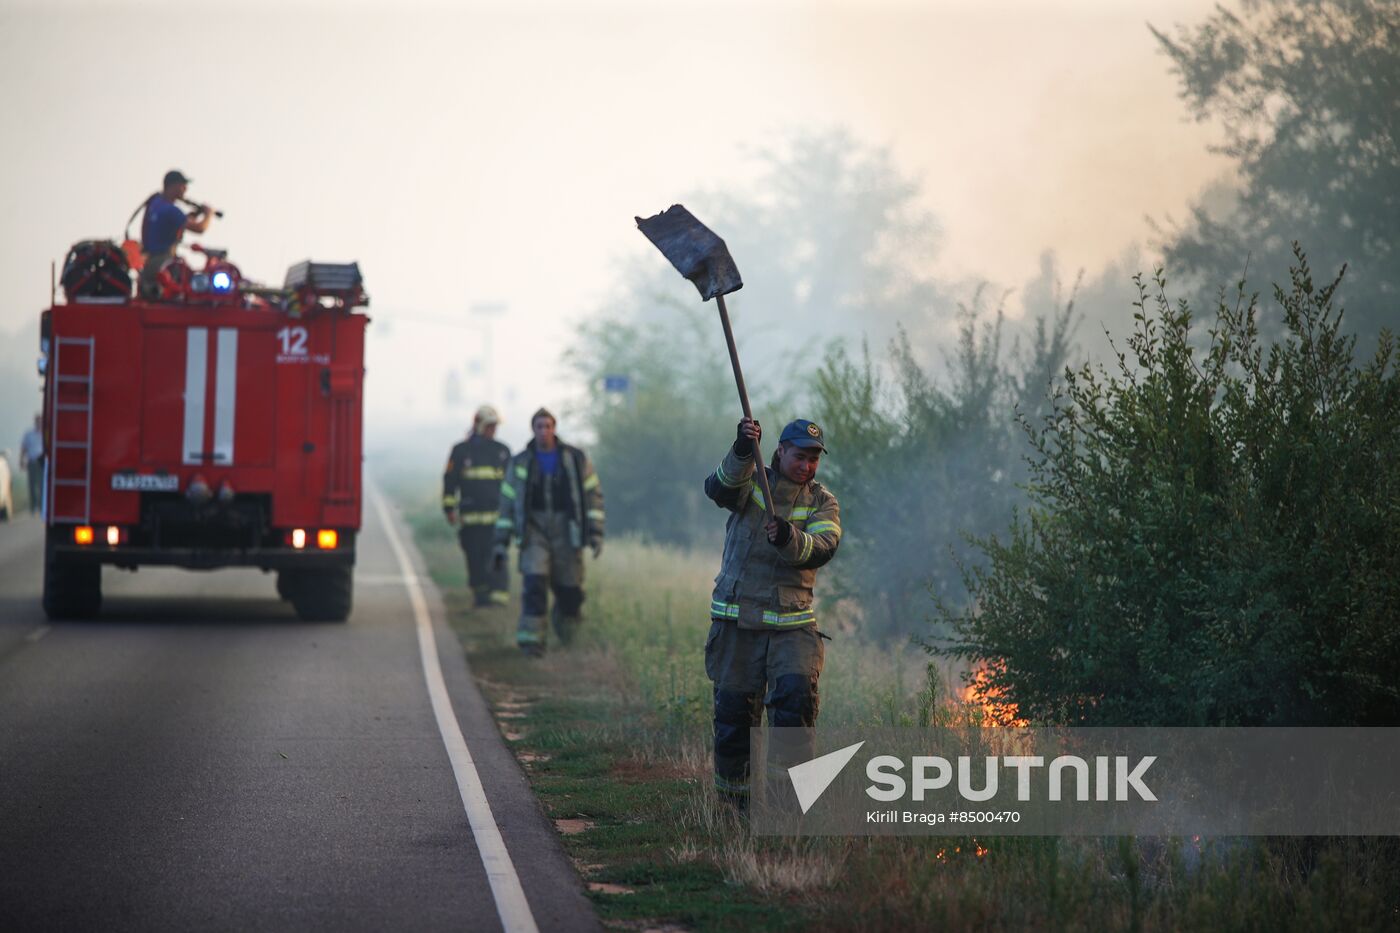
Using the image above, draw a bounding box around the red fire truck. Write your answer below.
[40,241,368,621]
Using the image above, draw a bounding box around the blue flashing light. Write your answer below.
[211,271,233,292]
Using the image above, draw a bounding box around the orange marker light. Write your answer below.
[316,529,338,550]
[291,528,307,550]
[106,526,121,546]
[74,526,95,545]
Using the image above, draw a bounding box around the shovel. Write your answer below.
[636,204,774,515]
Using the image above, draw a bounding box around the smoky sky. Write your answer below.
[0,0,1224,450]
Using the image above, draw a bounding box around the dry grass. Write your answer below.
[720,837,846,894]
[391,474,1400,931]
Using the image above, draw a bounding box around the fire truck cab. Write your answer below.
[40,242,368,622]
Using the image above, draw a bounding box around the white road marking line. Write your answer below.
[352,573,418,586]
[25,625,51,643]
[368,480,539,933]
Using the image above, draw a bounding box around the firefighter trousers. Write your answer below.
[458,523,509,606]
[516,512,585,650]
[704,619,825,805]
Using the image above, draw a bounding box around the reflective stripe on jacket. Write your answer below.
[493,440,604,550]
[443,434,511,518]
[703,444,841,630]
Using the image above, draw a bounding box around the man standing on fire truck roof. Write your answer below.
[493,408,604,658]
[704,417,841,809]
[443,405,512,608]
[138,169,214,299]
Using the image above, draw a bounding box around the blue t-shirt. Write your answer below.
[536,450,560,476]
[142,196,187,253]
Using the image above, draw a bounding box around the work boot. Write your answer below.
[516,613,548,652]
[552,609,582,646]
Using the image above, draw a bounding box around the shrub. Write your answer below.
[935,248,1400,726]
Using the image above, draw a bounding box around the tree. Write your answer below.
[1153,0,1400,338]
[563,300,761,549]
[568,130,948,547]
[936,249,1400,726]
[813,288,1077,640]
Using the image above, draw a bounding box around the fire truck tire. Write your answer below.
[43,556,102,620]
[275,570,295,601]
[288,567,353,622]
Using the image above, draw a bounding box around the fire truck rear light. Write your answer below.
[291,528,306,549]
[74,526,95,546]
[106,526,121,546]
[316,530,338,550]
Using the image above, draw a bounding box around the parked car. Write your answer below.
[0,450,13,521]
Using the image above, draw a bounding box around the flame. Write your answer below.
[960,661,1028,727]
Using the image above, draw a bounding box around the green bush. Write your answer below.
[814,289,1076,640]
[935,248,1400,726]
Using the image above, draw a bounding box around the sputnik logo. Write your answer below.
[789,741,866,814]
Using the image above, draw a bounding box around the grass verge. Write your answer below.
[382,466,1400,932]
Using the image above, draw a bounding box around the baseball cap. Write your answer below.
[164,169,191,187]
[779,419,827,452]
[474,404,500,426]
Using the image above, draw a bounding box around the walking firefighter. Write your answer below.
[492,408,605,657]
[443,405,512,607]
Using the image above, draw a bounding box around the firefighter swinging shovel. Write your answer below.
[635,205,774,515]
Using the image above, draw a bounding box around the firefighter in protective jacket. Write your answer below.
[703,417,841,806]
[443,405,511,607]
[493,408,604,656]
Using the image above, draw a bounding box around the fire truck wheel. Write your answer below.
[288,567,353,622]
[275,570,296,601]
[43,556,102,620]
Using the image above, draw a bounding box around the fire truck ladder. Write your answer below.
[49,335,95,524]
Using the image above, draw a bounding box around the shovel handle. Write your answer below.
[716,294,774,516]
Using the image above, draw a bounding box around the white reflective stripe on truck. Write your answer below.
[213,328,238,465]
[182,328,207,464]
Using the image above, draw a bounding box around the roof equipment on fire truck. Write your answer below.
[284,260,368,313]
[60,240,132,302]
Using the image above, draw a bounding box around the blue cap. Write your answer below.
[779,419,827,452]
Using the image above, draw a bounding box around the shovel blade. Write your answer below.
[635,204,743,301]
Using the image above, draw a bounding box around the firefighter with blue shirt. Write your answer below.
[443,405,512,607]
[703,417,841,808]
[493,408,605,657]
[138,169,214,298]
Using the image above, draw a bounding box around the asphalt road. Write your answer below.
[0,492,598,932]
